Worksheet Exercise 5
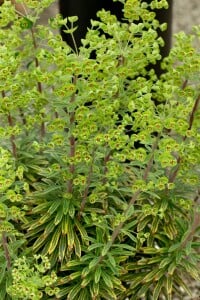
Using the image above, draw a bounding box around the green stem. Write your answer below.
[169,94,200,183]
[2,232,11,270]
[30,27,45,138]
[97,135,160,262]
[67,76,77,194]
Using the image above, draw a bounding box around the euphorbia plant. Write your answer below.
[0,0,200,299]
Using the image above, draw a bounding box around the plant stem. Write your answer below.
[67,76,77,194]
[1,91,17,158]
[7,113,17,158]
[78,158,94,219]
[2,232,11,270]
[97,135,160,262]
[169,94,200,183]
[181,209,200,249]
[30,28,45,138]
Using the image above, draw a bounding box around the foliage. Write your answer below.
[0,0,200,299]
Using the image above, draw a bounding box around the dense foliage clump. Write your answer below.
[0,0,200,299]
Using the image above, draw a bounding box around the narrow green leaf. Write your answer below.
[90,281,99,298]
[74,232,81,257]
[100,286,117,300]
[174,272,192,296]
[31,202,50,213]
[32,233,47,252]
[88,243,103,252]
[142,268,160,283]
[59,234,67,261]
[166,275,173,295]
[67,283,82,300]
[181,259,200,280]
[101,271,113,289]
[101,242,112,256]
[153,277,164,300]
[74,218,89,243]
[137,215,152,232]
[34,185,60,196]
[61,215,69,234]
[168,242,181,252]
[81,275,92,288]
[67,218,75,250]
[107,253,116,268]
[81,267,90,278]
[48,225,61,254]
[48,200,61,215]
[89,257,100,270]
[69,271,82,281]
[168,260,177,275]
[0,264,6,284]
[63,198,70,214]
[151,216,160,234]
[94,266,101,284]
[54,206,64,225]
[43,219,55,237]
[136,281,152,298]
[159,256,172,269]
[78,288,89,300]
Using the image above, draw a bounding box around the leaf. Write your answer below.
[141,246,167,254]
[100,286,117,300]
[94,266,101,283]
[159,256,172,269]
[136,281,152,298]
[153,277,164,300]
[121,229,137,242]
[137,215,152,231]
[63,198,70,214]
[81,267,90,278]
[61,260,84,271]
[67,283,82,300]
[43,219,55,237]
[107,253,116,268]
[31,202,50,213]
[63,26,78,34]
[34,185,60,196]
[32,233,47,252]
[90,281,99,298]
[74,218,88,243]
[101,242,112,256]
[78,288,89,300]
[54,206,64,225]
[89,257,100,270]
[181,259,200,280]
[101,271,113,289]
[112,243,135,252]
[59,234,67,261]
[74,232,81,257]
[166,275,173,295]
[0,263,6,284]
[67,218,75,250]
[142,268,160,283]
[48,200,61,215]
[168,260,177,275]
[174,272,192,296]
[81,275,92,288]
[48,225,61,254]
[62,215,69,234]
[151,216,160,234]
[68,271,82,281]
[168,242,181,252]
[87,243,103,252]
